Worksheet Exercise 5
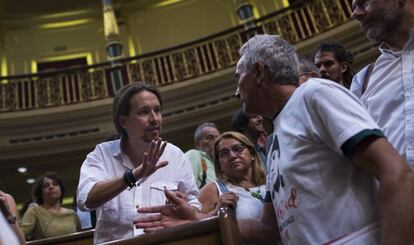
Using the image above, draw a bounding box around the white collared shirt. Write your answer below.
[0,213,19,245]
[351,31,414,168]
[77,139,201,244]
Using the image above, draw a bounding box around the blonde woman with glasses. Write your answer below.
[199,131,266,220]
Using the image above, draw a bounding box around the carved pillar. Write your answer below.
[102,0,124,92]
[0,1,5,78]
[0,28,4,78]
[103,0,123,59]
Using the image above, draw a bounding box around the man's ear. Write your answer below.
[340,62,348,74]
[254,61,267,84]
[310,71,318,78]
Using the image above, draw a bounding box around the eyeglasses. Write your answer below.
[217,144,247,159]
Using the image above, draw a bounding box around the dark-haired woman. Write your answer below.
[20,172,80,240]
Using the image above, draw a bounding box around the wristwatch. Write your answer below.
[6,213,16,224]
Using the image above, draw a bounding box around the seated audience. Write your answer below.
[313,42,354,88]
[77,82,200,244]
[232,109,268,172]
[0,191,25,244]
[298,56,318,85]
[20,172,80,241]
[185,122,220,188]
[199,132,266,220]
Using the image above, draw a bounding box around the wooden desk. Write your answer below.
[26,229,94,245]
[102,207,241,245]
[25,207,241,245]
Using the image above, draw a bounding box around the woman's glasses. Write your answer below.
[217,143,247,159]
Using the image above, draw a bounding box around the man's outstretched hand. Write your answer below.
[133,139,168,181]
[133,189,205,232]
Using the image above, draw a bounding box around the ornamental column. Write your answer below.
[103,0,123,60]
[102,0,124,92]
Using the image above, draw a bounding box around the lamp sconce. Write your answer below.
[234,0,256,31]
[106,41,123,60]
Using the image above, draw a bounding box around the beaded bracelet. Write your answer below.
[123,169,137,189]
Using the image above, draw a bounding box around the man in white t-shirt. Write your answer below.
[133,35,414,245]
[233,34,414,245]
[350,0,414,169]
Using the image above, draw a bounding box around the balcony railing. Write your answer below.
[0,0,352,112]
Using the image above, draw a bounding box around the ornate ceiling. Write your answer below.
[2,0,102,16]
[0,0,185,17]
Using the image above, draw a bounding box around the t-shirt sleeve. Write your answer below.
[308,82,382,156]
[341,129,384,158]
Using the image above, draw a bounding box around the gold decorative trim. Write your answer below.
[0,0,354,113]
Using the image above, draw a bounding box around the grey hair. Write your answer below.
[239,34,299,85]
[194,122,218,143]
